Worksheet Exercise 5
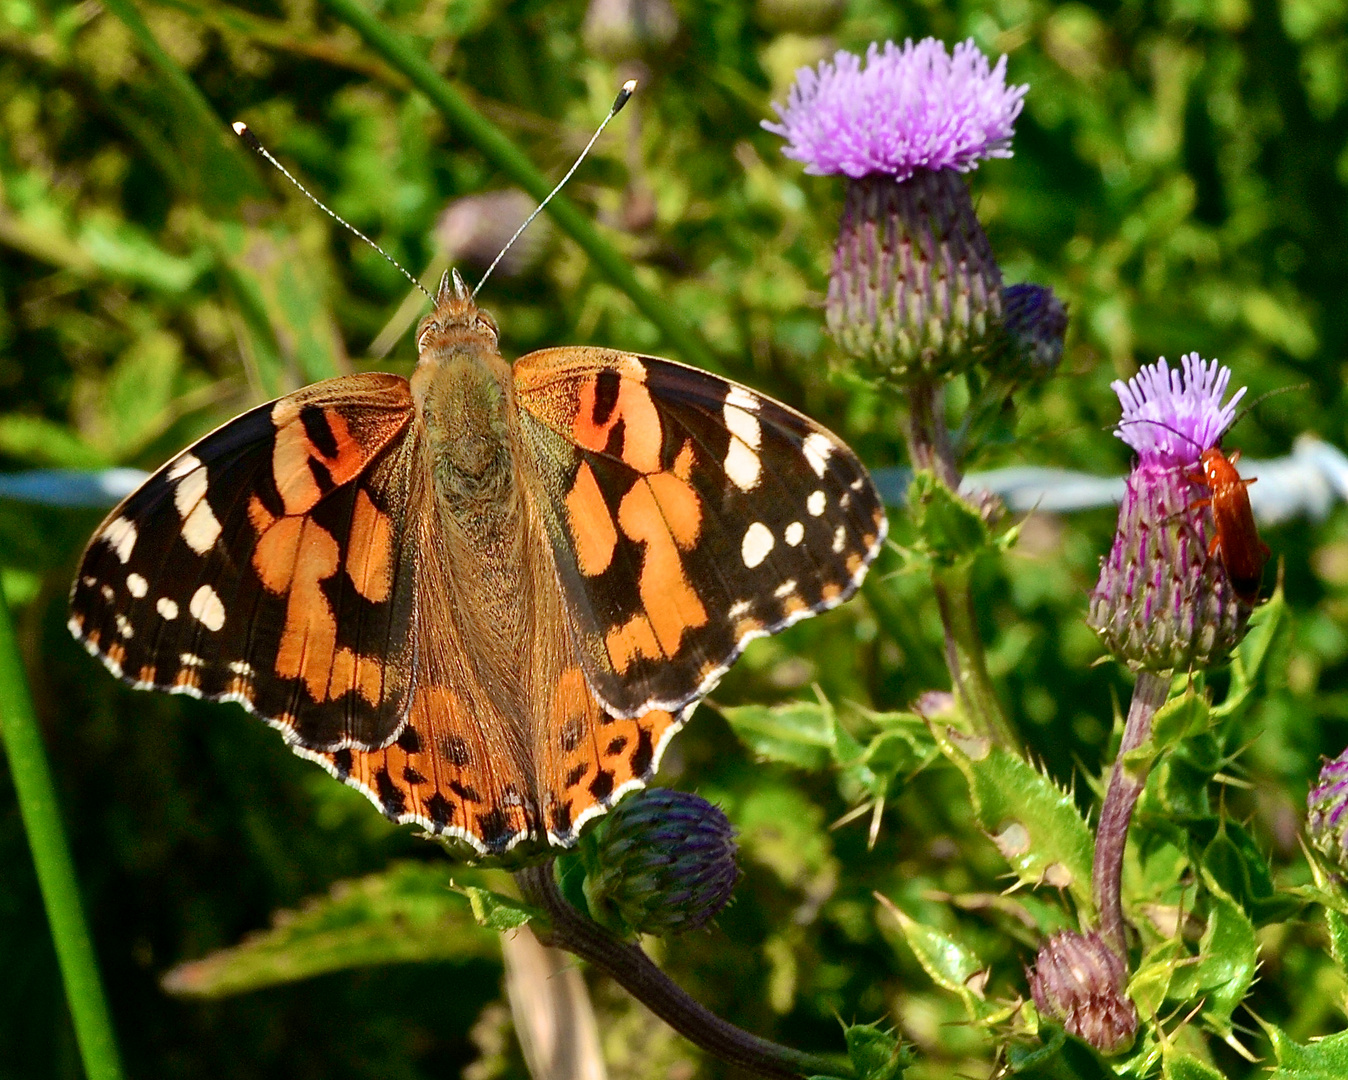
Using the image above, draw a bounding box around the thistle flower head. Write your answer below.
[1112,353,1245,469]
[1029,930,1138,1055]
[582,788,739,937]
[1088,354,1251,671]
[1309,750,1348,870]
[764,39,1027,180]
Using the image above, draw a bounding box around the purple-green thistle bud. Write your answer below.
[992,283,1067,383]
[763,39,1027,383]
[582,788,738,937]
[1029,930,1139,1055]
[1308,751,1348,870]
[1088,354,1251,673]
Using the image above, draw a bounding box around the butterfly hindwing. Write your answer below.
[514,347,888,719]
[69,373,419,751]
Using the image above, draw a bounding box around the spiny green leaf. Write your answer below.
[908,470,991,565]
[931,725,1095,915]
[1260,1020,1348,1079]
[1166,877,1258,1038]
[161,863,496,996]
[1161,1049,1226,1080]
[876,893,1009,1023]
[1213,584,1289,721]
[721,699,835,769]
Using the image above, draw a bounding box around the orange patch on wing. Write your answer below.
[572,376,661,473]
[275,518,341,700]
[327,646,384,707]
[671,438,696,483]
[138,665,157,684]
[846,553,863,575]
[565,461,617,577]
[616,477,707,657]
[173,666,201,692]
[781,594,808,617]
[252,514,304,594]
[346,488,392,603]
[106,642,126,668]
[821,583,842,602]
[270,406,366,516]
[606,613,663,673]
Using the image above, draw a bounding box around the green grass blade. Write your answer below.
[318,0,723,373]
[0,582,125,1080]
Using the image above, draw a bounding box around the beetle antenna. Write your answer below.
[1226,382,1309,434]
[232,121,434,303]
[473,79,637,298]
[1116,417,1205,452]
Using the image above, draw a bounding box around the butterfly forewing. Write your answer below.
[69,374,419,751]
[514,347,888,720]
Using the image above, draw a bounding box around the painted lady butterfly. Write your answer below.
[69,270,887,860]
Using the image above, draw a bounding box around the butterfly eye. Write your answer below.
[417,323,438,351]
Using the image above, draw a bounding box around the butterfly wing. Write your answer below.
[514,347,888,720]
[69,373,419,751]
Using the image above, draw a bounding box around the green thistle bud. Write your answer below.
[1029,931,1138,1055]
[1308,751,1348,870]
[827,170,1003,382]
[582,789,738,937]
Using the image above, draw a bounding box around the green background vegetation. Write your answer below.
[2,0,1347,1076]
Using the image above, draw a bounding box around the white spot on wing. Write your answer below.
[807,490,826,516]
[832,524,847,553]
[189,584,225,632]
[741,521,775,568]
[166,453,202,481]
[725,385,760,413]
[802,433,833,477]
[157,597,179,620]
[179,652,205,667]
[173,462,221,555]
[723,403,761,449]
[784,521,804,546]
[102,517,138,563]
[100,584,115,602]
[228,660,255,677]
[774,578,797,599]
[724,440,761,491]
[181,500,222,554]
[728,598,753,619]
[126,573,148,598]
[115,614,134,638]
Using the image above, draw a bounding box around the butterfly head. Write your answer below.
[415,268,500,359]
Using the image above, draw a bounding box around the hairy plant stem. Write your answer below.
[514,863,851,1079]
[904,379,1017,749]
[0,582,125,1080]
[1093,671,1171,956]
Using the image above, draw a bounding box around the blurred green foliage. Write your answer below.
[4,0,1348,1077]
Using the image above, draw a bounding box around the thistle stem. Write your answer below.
[514,863,850,1079]
[1092,671,1171,956]
[904,380,1017,749]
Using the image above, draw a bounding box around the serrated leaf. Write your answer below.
[1213,585,1289,720]
[1200,821,1303,925]
[1161,1049,1226,1080]
[1166,878,1257,1038]
[908,470,991,564]
[459,884,538,931]
[162,863,496,996]
[1327,909,1348,975]
[1130,938,1186,1018]
[1260,1021,1348,1079]
[931,725,1095,915]
[1147,693,1210,757]
[877,893,1007,1023]
[721,700,835,769]
[838,1021,911,1080]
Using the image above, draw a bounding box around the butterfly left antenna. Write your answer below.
[232,121,434,303]
[473,79,637,298]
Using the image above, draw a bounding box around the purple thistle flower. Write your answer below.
[1308,751,1348,869]
[1088,354,1251,672]
[1112,353,1246,469]
[764,39,1027,181]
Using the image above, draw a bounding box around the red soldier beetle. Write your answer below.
[1119,419,1270,605]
